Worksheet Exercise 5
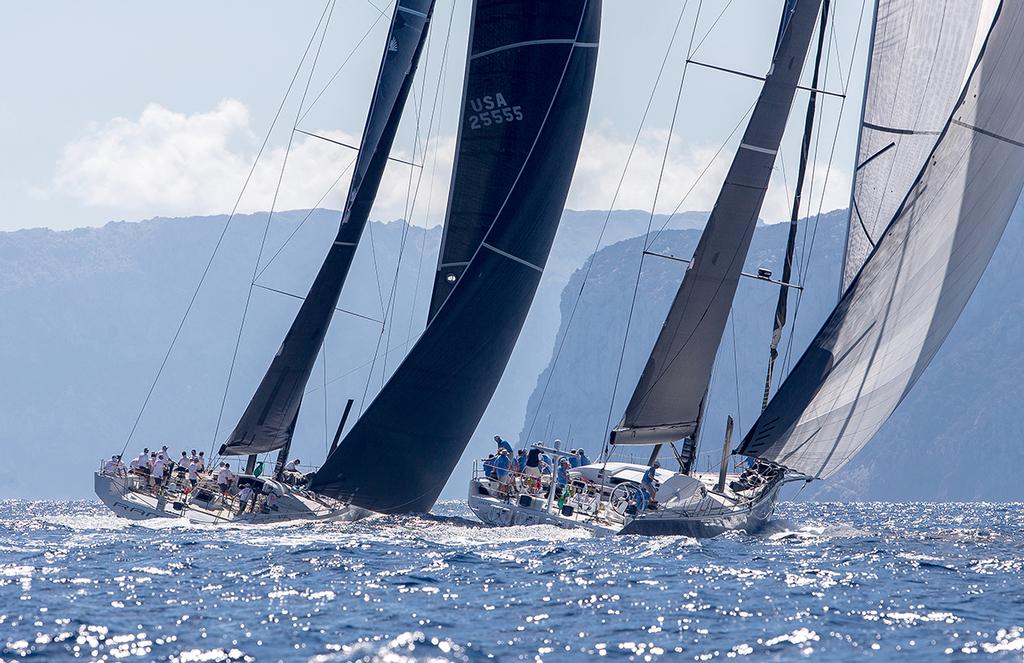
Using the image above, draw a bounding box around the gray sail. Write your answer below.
[842,0,994,291]
[310,0,602,512]
[609,0,823,446]
[739,1,1024,479]
[220,0,434,456]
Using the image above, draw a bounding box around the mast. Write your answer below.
[760,0,831,412]
[219,0,435,457]
[310,0,603,513]
[739,1,1024,479]
[608,0,823,448]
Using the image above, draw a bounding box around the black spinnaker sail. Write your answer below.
[220,0,435,456]
[310,0,602,512]
[609,0,823,446]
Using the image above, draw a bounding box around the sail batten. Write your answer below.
[310,0,602,513]
[740,0,1024,479]
[219,0,435,457]
[842,0,996,292]
[610,0,823,447]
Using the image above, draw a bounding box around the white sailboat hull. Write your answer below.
[467,464,781,537]
[95,471,368,525]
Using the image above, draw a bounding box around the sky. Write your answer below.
[0,0,872,234]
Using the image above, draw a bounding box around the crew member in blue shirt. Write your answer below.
[641,461,660,505]
[555,458,571,500]
[494,435,514,455]
[576,448,592,466]
[493,449,512,498]
[568,449,581,468]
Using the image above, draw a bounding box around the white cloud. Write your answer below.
[54,100,455,227]
[53,101,849,230]
[568,126,852,224]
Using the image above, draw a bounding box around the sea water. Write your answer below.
[0,500,1021,662]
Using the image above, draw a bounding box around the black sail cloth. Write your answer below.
[310,0,602,513]
[740,1,1024,479]
[220,0,435,456]
[610,0,823,446]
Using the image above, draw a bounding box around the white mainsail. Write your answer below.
[740,0,1024,479]
[842,0,998,291]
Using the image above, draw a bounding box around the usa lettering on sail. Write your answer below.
[468,92,523,129]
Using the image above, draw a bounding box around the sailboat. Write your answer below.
[469,0,1024,536]
[96,0,437,523]
[97,0,603,523]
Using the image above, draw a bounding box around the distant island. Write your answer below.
[2,207,1021,501]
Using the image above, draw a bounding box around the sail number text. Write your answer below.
[468,93,523,130]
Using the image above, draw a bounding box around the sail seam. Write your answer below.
[481,242,543,272]
[438,261,470,268]
[952,119,1024,148]
[333,240,358,246]
[739,142,778,155]
[862,121,942,136]
[471,38,579,60]
[397,4,428,18]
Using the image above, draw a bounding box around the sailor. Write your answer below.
[196,452,206,473]
[568,449,582,468]
[540,453,553,475]
[493,449,512,497]
[186,459,199,488]
[576,448,591,466]
[555,458,571,500]
[190,449,198,463]
[493,435,514,455]
[217,462,235,497]
[263,489,279,512]
[103,454,125,475]
[237,484,253,514]
[178,451,189,468]
[641,461,660,506]
[482,454,497,479]
[525,447,543,492]
[516,449,527,474]
[150,455,166,492]
[130,451,147,472]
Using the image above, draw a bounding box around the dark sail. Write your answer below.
[310,0,602,512]
[738,2,1024,479]
[610,0,822,446]
[220,0,435,456]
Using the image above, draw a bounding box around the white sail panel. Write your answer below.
[740,0,1024,478]
[843,0,995,291]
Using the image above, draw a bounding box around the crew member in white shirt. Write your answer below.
[150,456,166,493]
[216,463,235,497]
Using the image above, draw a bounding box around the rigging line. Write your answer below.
[382,9,451,379]
[298,0,397,124]
[323,336,330,450]
[254,155,359,282]
[210,0,338,458]
[688,0,735,60]
[780,0,867,380]
[118,0,336,457]
[360,4,450,412]
[730,306,743,436]
[407,0,456,343]
[250,283,384,323]
[602,0,703,457]
[293,129,423,167]
[649,99,756,246]
[524,0,692,446]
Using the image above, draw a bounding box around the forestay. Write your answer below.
[740,0,1024,478]
[842,0,996,291]
[610,0,823,445]
[220,0,435,456]
[310,0,602,512]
